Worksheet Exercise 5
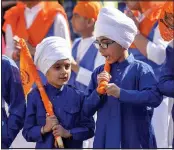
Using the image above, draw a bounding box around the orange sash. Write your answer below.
[3,1,68,47]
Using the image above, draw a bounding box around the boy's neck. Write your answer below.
[81,32,93,39]
[25,2,39,8]
[118,50,129,63]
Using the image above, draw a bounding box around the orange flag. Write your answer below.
[19,41,36,96]
[15,37,64,148]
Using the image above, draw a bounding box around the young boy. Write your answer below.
[83,7,162,148]
[22,37,94,148]
[2,55,26,148]
[69,1,105,92]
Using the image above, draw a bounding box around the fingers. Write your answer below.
[46,115,59,127]
[97,71,111,83]
[52,124,59,130]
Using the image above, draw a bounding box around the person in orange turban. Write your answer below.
[70,1,105,148]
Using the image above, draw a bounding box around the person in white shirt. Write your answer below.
[3,1,71,61]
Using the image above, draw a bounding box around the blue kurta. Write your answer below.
[158,45,174,98]
[22,83,95,148]
[68,38,98,92]
[2,55,26,148]
[83,54,162,148]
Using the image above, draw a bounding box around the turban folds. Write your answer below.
[34,36,72,75]
[73,1,102,21]
[94,7,137,49]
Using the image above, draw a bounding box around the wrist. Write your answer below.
[41,126,45,135]
[66,130,72,138]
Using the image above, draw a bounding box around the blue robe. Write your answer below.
[22,83,95,148]
[2,55,26,148]
[68,38,98,92]
[158,45,174,98]
[83,54,162,148]
[157,44,174,148]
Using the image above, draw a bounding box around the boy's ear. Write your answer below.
[87,18,95,27]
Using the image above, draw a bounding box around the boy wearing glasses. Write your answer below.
[83,7,162,148]
[69,2,105,148]
[69,1,105,92]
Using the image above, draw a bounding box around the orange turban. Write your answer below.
[159,1,174,41]
[73,1,102,21]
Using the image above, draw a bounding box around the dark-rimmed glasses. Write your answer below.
[94,40,115,49]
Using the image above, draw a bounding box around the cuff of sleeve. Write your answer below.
[76,67,92,86]
[34,126,44,142]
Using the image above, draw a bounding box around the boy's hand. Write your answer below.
[97,71,111,84]
[105,83,120,98]
[125,10,139,29]
[13,36,36,61]
[43,114,59,133]
[52,125,72,138]
[71,57,79,73]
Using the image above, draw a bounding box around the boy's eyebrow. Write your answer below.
[98,38,111,42]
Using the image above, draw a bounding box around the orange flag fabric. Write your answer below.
[159,1,174,41]
[3,1,69,47]
[17,37,64,148]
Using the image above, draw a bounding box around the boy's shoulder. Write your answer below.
[65,84,85,96]
[72,38,82,48]
[93,64,105,74]
[132,59,154,74]
[2,55,18,69]
[27,87,41,101]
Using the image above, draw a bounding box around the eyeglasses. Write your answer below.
[160,11,174,30]
[94,40,115,49]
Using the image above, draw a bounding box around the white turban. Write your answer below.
[34,36,72,75]
[94,7,137,49]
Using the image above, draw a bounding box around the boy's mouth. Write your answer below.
[103,55,110,61]
[59,76,68,81]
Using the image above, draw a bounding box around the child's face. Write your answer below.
[46,59,71,88]
[71,13,89,34]
[95,37,125,64]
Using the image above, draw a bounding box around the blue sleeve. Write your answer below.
[83,66,107,117]
[164,45,174,71]
[157,45,174,97]
[70,93,95,141]
[2,57,26,147]
[22,91,43,142]
[158,67,174,98]
[120,64,163,107]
